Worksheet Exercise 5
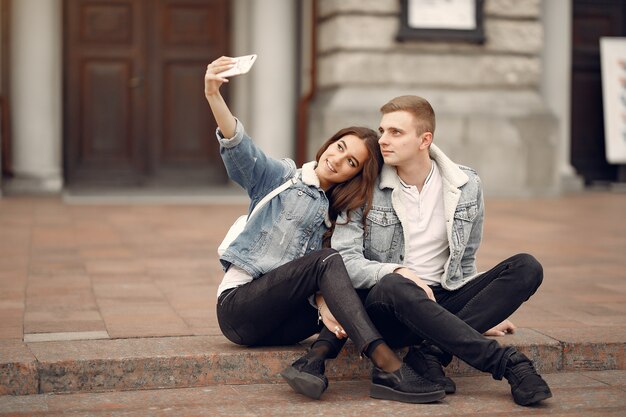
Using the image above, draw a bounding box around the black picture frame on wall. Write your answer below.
[397,0,485,44]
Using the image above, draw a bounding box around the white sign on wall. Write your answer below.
[408,0,476,30]
[600,37,626,164]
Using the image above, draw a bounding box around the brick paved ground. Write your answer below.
[0,191,624,415]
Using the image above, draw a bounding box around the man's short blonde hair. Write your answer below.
[380,95,436,137]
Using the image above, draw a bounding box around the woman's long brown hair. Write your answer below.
[315,127,383,246]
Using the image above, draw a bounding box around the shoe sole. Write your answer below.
[370,383,446,404]
[431,378,455,394]
[280,366,327,400]
[514,389,553,406]
[443,384,456,395]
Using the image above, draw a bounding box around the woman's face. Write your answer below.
[315,134,370,190]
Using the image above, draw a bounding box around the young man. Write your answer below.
[283,95,552,406]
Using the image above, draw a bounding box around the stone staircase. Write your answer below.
[2,327,624,396]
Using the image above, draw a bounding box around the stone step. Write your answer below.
[2,371,626,416]
[1,328,624,396]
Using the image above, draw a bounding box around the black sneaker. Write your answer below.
[280,354,328,400]
[404,345,456,394]
[370,362,446,404]
[504,351,552,406]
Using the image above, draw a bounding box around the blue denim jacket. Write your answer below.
[331,144,484,290]
[217,120,329,279]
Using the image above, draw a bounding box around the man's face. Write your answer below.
[378,111,423,167]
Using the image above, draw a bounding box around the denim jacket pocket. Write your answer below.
[366,208,402,254]
[284,187,319,220]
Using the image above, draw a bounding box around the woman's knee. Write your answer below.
[301,248,343,276]
[314,248,352,288]
[302,247,336,263]
[318,248,340,264]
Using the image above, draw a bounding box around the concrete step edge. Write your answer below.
[1,334,623,396]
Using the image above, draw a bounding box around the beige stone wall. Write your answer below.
[309,0,559,197]
[317,0,542,89]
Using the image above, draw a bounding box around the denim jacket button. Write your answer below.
[298,191,303,196]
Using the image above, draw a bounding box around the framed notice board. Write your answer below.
[397,0,485,43]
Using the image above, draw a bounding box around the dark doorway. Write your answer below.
[63,0,230,188]
[571,0,626,184]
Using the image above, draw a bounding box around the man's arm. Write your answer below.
[332,213,436,300]
[393,267,436,301]
[460,174,484,277]
[331,208,402,289]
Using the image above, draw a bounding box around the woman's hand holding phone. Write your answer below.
[204,56,235,98]
[205,54,257,99]
[218,54,257,78]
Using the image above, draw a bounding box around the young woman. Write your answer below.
[206,57,446,404]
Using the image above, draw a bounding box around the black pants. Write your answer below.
[216,248,382,354]
[315,253,543,379]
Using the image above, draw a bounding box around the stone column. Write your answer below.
[541,0,583,192]
[10,0,63,192]
[248,0,296,159]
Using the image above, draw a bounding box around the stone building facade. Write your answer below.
[0,0,580,198]
[308,0,560,197]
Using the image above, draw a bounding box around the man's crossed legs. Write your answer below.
[283,253,552,406]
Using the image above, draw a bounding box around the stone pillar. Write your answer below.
[230,0,253,126]
[229,0,296,160]
[10,0,63,192]
[541,0,583,192]
[248,0,296,159]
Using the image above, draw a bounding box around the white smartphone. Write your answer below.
[218,54,257,78]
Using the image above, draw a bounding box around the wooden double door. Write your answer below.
[64,0,229,187]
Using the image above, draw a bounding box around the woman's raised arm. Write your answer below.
[204,56,237,138]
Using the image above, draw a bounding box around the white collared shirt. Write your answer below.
[400,161,449,286]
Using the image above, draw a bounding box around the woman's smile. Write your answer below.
[325,159,337,173]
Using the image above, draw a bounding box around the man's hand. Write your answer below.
[484,319,516,336]
[315,295,348,339]
[394,267,436,302]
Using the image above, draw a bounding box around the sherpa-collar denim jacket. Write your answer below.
[217,119,330,279]
[331,144,484,291]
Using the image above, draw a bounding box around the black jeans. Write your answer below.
[315,253,543,379]
[216,248,382,354]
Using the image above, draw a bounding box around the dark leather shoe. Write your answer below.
[280,354,328,400]
[504,351,552,406]
[370,363,446,404]
[404,345,456,394]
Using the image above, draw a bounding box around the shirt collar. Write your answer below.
[398,161,435,189]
